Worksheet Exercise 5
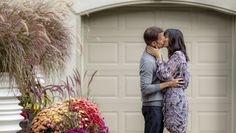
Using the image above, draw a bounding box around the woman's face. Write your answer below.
[164,34,169,48]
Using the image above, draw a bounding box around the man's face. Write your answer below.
[156,32,165,49]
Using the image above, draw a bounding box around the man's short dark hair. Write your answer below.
[143,26,163,45]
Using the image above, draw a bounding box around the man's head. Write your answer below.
[143,26,165,49]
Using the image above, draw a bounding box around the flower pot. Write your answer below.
[0,77,23,133]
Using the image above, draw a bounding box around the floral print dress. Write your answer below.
[156,51,190,133]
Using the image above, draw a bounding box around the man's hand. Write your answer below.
[168,78,185,87]
[160,78,185,90]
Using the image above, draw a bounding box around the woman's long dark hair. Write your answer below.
[164,29,189,62]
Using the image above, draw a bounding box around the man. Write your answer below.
[140,26,182,133]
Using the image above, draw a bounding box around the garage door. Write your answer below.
[83,7,233,133]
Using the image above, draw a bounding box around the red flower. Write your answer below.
[20,111,27,119]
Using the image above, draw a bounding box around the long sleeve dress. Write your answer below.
[156,51,190,133]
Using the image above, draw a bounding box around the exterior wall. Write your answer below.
[63,10,78,79]
[70,0,236,132]
[68,0,236,132]
[70,0,236,15]
[12,0,236,132]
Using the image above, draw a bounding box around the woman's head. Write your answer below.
[164,29,189,62]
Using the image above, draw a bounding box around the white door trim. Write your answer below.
[69,0,236,15]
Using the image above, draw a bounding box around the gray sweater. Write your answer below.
[139,49,163,106]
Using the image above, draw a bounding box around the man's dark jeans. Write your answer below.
[142,106,164,133]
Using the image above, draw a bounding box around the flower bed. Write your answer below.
[31,98,109,133]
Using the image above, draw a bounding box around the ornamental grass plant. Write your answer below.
[0,0,71,113]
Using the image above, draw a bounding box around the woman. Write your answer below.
[147,29,190,133]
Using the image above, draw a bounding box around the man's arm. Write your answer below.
[140,61,180,95]
[140,61,183,96]
[140,61,160,96]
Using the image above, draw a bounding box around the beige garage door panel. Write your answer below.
[83,8,233,133]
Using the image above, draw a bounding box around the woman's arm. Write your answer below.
[155,52,180,81]
[147,46,182,81]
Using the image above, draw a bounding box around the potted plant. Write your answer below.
[0,0,71,132]
[30,70,109,133]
